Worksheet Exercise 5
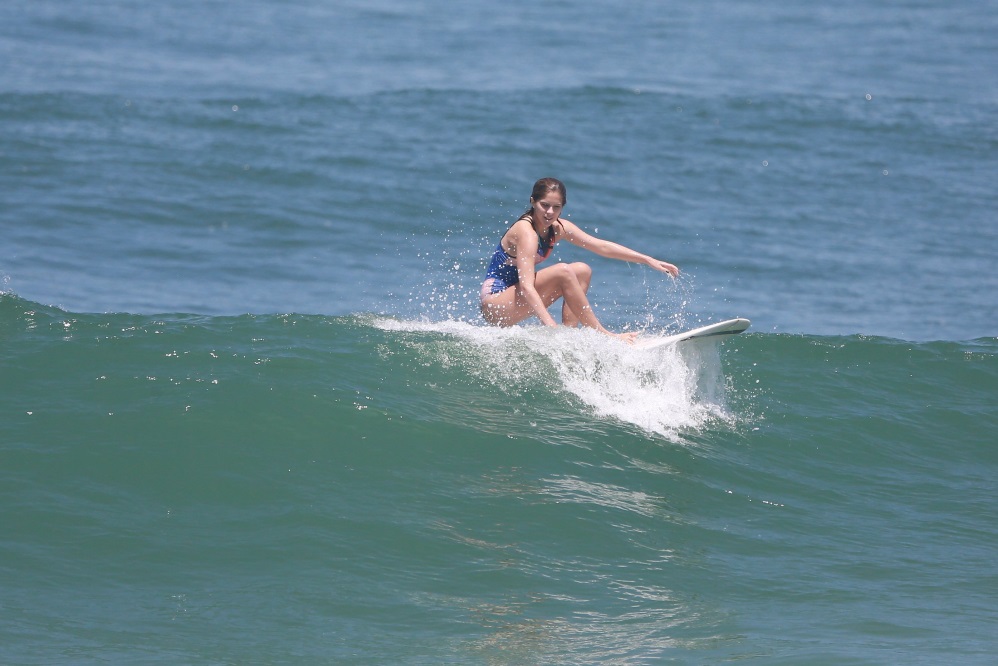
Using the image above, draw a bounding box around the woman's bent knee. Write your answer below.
[548,262,577,283]
[570,262,592,281]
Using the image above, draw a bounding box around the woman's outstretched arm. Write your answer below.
[557,219,679,277]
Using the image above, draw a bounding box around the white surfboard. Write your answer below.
[635,318,751,350]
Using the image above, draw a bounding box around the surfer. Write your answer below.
[480,177,679,342]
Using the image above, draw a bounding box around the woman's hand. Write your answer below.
[647,258,680,277]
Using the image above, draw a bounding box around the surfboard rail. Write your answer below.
[635,318,751,350]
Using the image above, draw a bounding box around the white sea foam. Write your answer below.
[372,317,732,438]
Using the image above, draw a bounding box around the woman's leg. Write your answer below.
[480,262,602,330]
[560,262,592,327]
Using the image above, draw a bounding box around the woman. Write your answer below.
[480,178,679,342]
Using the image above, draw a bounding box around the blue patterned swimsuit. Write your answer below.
[482,219,556,295]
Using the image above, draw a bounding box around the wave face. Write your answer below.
[3,293,996,663]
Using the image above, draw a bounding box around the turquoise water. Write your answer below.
[2,299,996,663]
[2,0,997,663]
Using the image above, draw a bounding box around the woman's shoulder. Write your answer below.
[506,215,535,236]
[553,217,578,236]
[501,216,538,255]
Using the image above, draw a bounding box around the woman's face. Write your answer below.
[531,194,564,224]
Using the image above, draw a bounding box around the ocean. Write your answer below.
[2,0,996,663]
